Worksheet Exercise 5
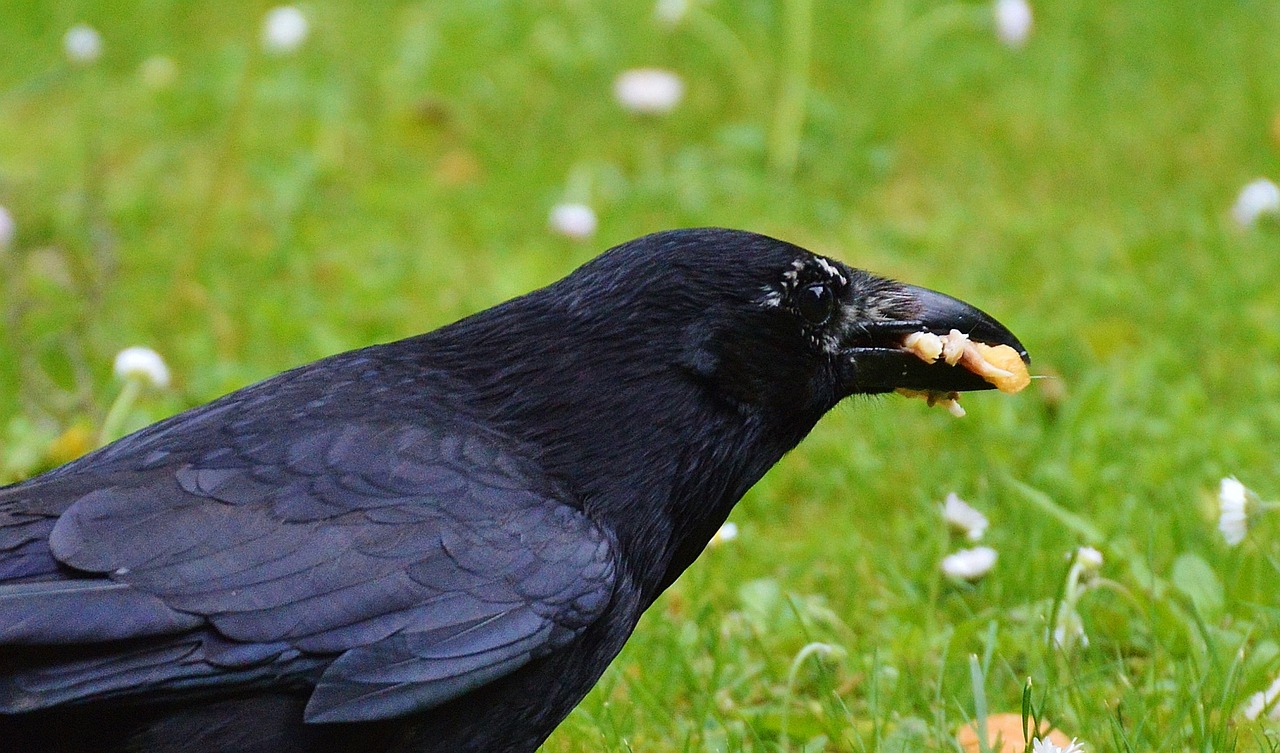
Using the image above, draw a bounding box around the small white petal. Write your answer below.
[113,346,171,389]
[139,55,178,90]
[1032,738,1085,753]
[993,0,1033,49]
[1220,476,1247,508]
[655,0,690,26]
[0,205,14,248]
[548,203,598,240]
[1243,674,1280,720]
[1219,514,1247,546]
[262,6,309,54]
[941,493,988,542]
[614,68,684,115]
[64,24,103,64]
[1052,610,1089,649]
[1218,476,1248,546]
[1076,546,1103,573]
[1232,178,1280,227]
[709,522,738,546]
[941,546,997,581]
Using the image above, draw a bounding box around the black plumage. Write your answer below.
[0,228,1026,752]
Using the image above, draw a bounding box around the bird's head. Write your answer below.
[539,228,1028,428]
[435,228,1029,590]
[462,227,1029,595]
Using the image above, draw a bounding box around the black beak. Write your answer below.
[840,284,1029,394]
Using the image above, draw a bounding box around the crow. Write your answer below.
[0,228,1026,753]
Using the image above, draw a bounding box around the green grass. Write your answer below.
[3,0,1280,750]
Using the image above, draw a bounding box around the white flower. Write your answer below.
[654,0,690,26]
[113,347,170,389]
[614,68,684,115]
[1232,178,1280,227]
[941,493,988,542]
[548,203,598,240]
[262,6,309,54]
[0,205,14,249]
[941,546,997,581]
[709,522,738,546]
[64,24,103,65]
[1032,738,1084,753]
[1075,546,1103,574]
[139,55,178,90]
[1218,476,1248,546]
[993,0,1033,49]
[1052,609,1089,649]
[1243,674,1280,720]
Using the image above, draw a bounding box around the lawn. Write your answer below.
[2,0,1280,750]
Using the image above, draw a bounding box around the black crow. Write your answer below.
[0,228,1026,753]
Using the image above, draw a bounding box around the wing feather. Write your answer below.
[1,407,617,724]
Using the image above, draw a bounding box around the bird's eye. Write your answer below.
[796,284,835,325]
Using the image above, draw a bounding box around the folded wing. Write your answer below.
[0,398,616,724]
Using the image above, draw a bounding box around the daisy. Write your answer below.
[1218,476,1248,546]
[1243,674,1280,721]
[0,205,14,249]
[64,24,103,65]
[1052,610,1088,649]
[262,6,309,55]
[941,493,988,541]
[1032,737,1084,753]
[654,0,690,26]
[1232,178,1280,227]
[113,346,171,389]
[614,69,684,115]
[993,0,1033,49]
[941,546,997,581]
[708,522,739,546]
[1075,546,1103,574]
[548,203,598,240]
[139,56,178,90]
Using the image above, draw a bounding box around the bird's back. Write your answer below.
[0,342,627,753]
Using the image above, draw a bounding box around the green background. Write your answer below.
[2,1,1279,750]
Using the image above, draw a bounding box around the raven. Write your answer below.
[0,228,1026,752]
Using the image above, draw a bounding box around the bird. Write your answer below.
[0,228,1027,753]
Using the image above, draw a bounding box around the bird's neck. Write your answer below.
[505,378,811,605]
[474,375,814,604]
[422,295,828,604]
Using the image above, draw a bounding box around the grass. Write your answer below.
[3,0,1280,750]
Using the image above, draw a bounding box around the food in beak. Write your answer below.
[896,329,1031,415]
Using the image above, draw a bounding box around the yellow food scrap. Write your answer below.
[939,329,970,366]
[895,388,966,417]
[903,331,943,363]
[903,328,1030,394]
[967,342,1031,394]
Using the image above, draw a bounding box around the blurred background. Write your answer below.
[2,1,1279,750]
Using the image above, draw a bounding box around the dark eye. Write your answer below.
[796,283,835,325]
